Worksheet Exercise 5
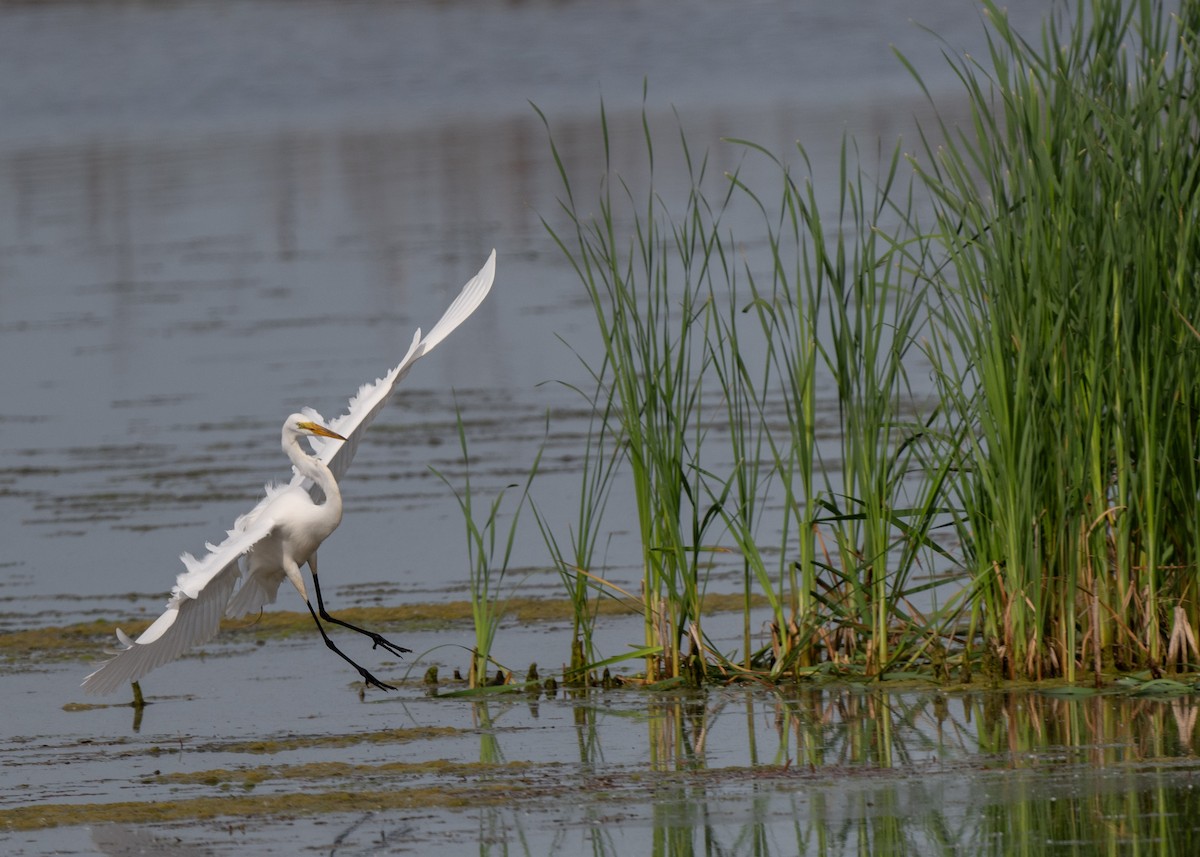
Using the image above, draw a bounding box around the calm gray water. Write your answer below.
[13,2,1175,854]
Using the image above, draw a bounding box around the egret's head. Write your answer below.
[283,413,346,442]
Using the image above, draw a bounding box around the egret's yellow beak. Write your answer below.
[298,421,346,441]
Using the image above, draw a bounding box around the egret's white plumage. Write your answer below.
[81,250,496,695]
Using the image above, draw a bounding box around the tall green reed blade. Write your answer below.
[705,260,777,672]
[435,407,541,688]
[531,370,623,685]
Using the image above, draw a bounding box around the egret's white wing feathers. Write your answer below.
[80,514,277,695]
[80,250,495,695]
[299,330,422,488]
[304,249,496,488]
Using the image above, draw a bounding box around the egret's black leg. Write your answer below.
[309,567,411,658]
[305,601,396,691]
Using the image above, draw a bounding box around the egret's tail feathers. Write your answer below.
[225,570,285,619]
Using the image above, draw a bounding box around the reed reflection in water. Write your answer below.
[459,687,1200,856]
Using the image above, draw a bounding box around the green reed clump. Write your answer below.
[536,100,732,682]
[724,138,951,677]
[535,95,950,682]
[521,0,1200,687]
[913,0,1200,679]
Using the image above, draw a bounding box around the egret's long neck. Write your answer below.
[284,434,343,516]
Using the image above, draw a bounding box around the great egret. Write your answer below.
[81,250,497,695]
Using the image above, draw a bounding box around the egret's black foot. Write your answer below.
[359,668,397,692]
[369,634,412,657]
[316,632,397,691]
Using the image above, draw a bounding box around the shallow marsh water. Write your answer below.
[7,658,1200,854]
[6,0,1196,853]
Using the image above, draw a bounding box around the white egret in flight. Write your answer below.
[82,250,496,695]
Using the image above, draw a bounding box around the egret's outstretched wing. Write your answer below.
[80,513,277,695]
[301,249,496,487]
